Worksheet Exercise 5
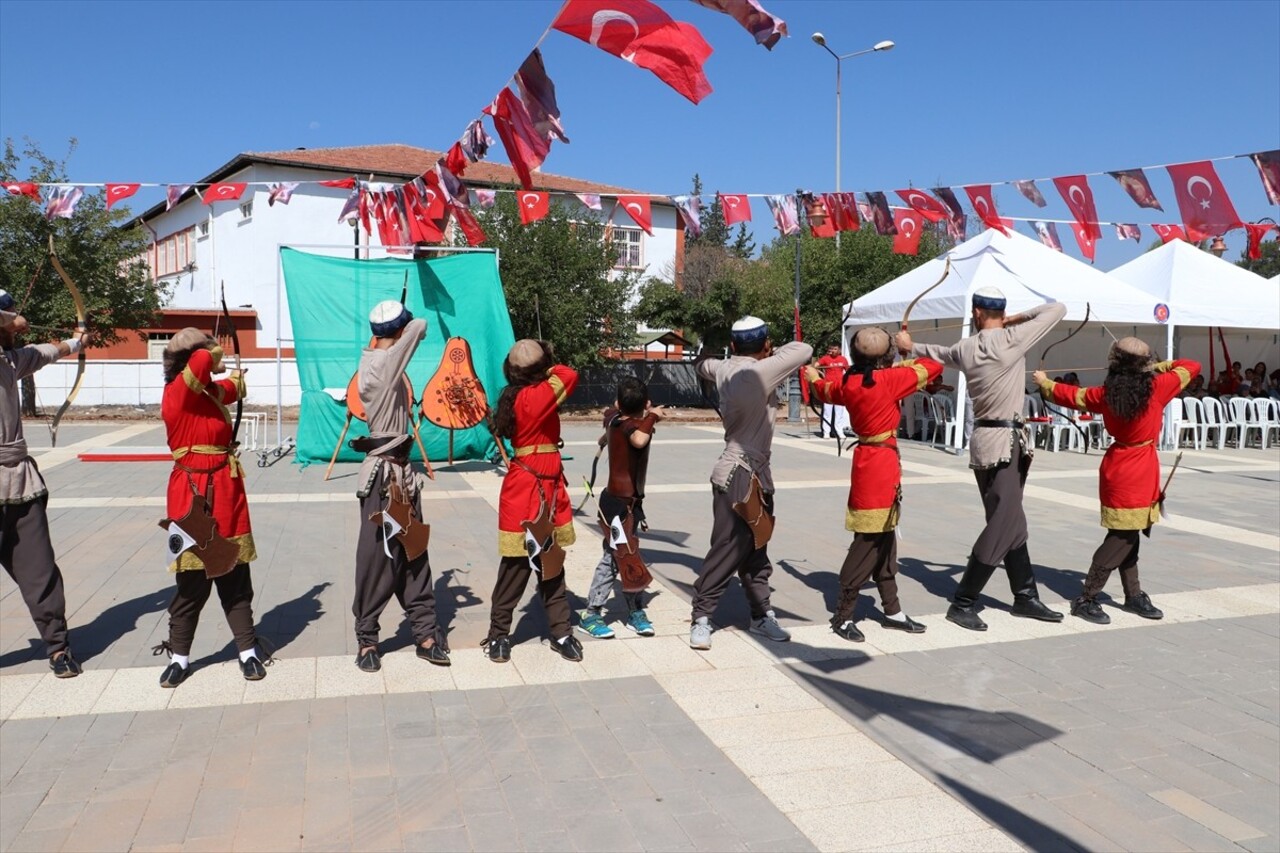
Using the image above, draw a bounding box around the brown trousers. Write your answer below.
[691,487,774,622]
[168,563,256,655]
[486,556,571,642]
[1081,530,1142,601]
[1,496,70,656]
[353,468,437,648]
[832,532,900,626]
[971,447,1033,567]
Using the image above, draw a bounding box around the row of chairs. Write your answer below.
[1024,396,1109,453]
[1172,396,1280,450]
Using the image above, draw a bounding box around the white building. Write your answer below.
[46,144,682,411]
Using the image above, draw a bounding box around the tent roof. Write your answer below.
[843,229,1161,327]
[1108,239,1278,330]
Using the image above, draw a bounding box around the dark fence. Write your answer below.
[572,360,710,408]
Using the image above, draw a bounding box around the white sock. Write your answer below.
[839,620,854,630]
[557,636,570,646]
[171,653,189,669]
[885,611,907,622]
[239,647,259,663]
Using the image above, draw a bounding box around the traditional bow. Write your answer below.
[900,258,952,333]
[216,281,244,448]
[1039,302,1092,453]
[46,235,86,447]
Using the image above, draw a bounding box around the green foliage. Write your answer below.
[0,137,158,345]
[730,222,755,259]
[463,191,635,368]
[688,174,729,250]
[1236,236,1280,279]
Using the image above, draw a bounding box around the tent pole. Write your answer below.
[952,310,972,454]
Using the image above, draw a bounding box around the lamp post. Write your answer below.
[811,33,895,249]
[1209,236,1227,258]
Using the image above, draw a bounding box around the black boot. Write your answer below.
[947,556,997,631]
[1005,544,1063,623]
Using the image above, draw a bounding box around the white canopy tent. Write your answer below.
[840,229,1166,451]
[1110,241,1278,445]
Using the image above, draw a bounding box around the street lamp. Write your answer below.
[811,33,895,248]
[1209,236,1227,258]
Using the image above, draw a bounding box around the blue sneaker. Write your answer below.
[625,610,655,637]
[576,611,615,639]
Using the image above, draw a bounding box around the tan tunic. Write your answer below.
[1,317,60,504]
[355,318,428,504]
[697,341,813,501]
[912,302,1066,469]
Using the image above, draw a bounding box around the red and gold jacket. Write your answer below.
[162,347,254,571]
[1039,359,1199,529]
[498,364,578,556]
[811,358,943,532]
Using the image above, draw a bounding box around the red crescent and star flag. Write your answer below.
[1152,223,1187,244]
[518,191,551,224]
[3,181,42,201]
[963,185,1008,236]
[1166,160,1241,241]
[1244,222,1276,260]
[891,209,924,255]
[552,0,713,104]
[616,195,653,234]
[719,193,751,224]
[1052,175,1102,241]
[105,183,140,209]
[894,189,949,223]
[203,183,247,204]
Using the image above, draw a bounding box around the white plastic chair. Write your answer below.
[933,395,960,448]
[914,394,937,443]
[1226,397,1256,449]
[1176,398,1202,450]
[1248,398,1279,449]
[1044,403,1083,452]
[1200,398,1228,449]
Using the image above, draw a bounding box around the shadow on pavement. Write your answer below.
[935,772,1088,852]
[196,581,331,666]
[898,557,1086,609]
[0,585,174,667]
[796,660,1063,764]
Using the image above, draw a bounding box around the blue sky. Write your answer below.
[1,0,1277,270]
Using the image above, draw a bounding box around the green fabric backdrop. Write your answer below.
[281,248,514,466]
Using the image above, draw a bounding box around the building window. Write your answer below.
[239,201,253,219]
[197,222,209,238]
[613,227,643,269]
[147,333,173,360]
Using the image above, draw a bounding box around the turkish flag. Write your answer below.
[451,203,487,246]
[204,182,247,204]
[963,185,1008,235]
[484,88,550,190]
[1245,223,1276,260]
[894,189,949,223]
[552,0,714,104]
[1152,224,1187,244]
[445,143,468,177]
[402,181,445,243]
[718,193,751,224]
[617,195,653,234]
[105,183,140,209]
[3,181,42,201]
[1166,160,1242,241]
[1067,220,1097,263]
[1052,175,1101,241]
[892,209,924,255]
[319,176,356,189]
[414,177,445,219]
[828,192,860,232]
[518,191,551,224]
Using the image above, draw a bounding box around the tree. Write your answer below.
[1,137,159,414]
[1236,236,1280,279]
[730,222,755,259]
[688,174,729,250]
[461,191,635,368]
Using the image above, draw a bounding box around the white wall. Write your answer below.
[31,358,301,408]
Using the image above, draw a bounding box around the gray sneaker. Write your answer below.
[689,617,712,650]
[749,610,791,642]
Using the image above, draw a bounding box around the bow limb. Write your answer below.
[1038,302,1093,453]
[219,282,244,447]
[46,235,86,448]
[901,258,952,334]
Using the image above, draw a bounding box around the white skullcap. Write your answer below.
[368,300,412,337]
[730,316,769,346]
[972,287,1006,311]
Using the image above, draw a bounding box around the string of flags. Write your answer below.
[2,0,1274,264]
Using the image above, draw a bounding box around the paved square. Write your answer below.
[2,417,1277,851]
